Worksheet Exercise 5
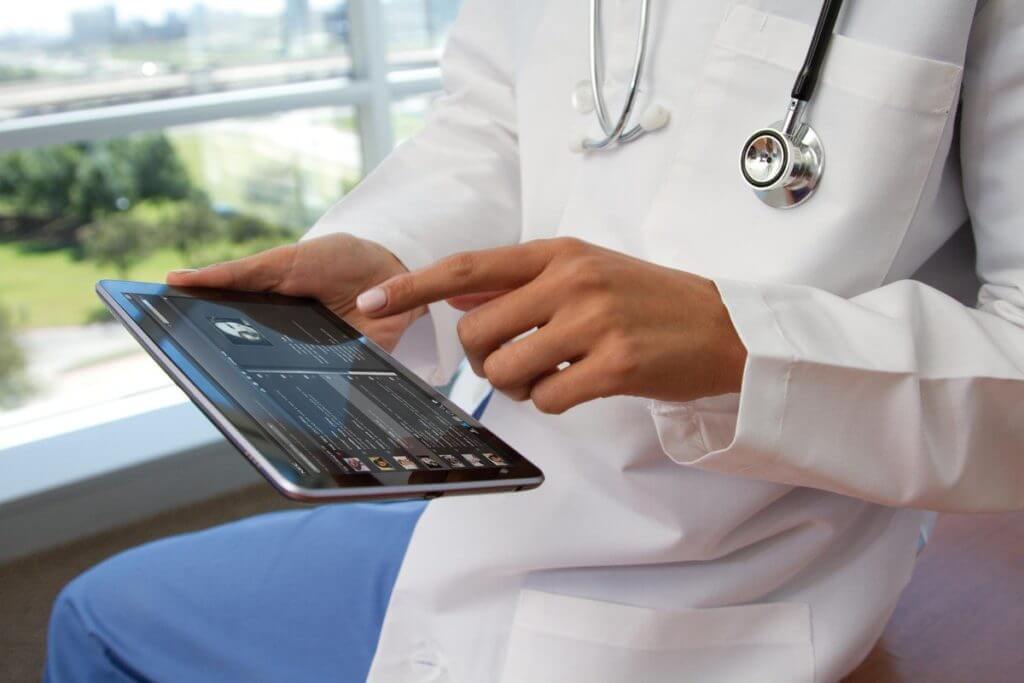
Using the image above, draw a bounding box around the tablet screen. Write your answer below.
[105,283,537,492]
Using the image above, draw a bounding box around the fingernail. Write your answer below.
[356,287,387,312]
[169,268,198,275]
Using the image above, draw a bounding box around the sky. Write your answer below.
[0,1,342,36]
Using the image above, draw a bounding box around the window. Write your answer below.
[0,110,361,426]
[384,0,460,63]
[0,0,456,443]
[0,1,355,120]
[391,92,435,144]
[170,107,362,228]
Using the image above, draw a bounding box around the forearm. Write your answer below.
[655,277,1024,512]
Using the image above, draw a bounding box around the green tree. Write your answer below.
[124,197,182,228]
[68,141,140,222]
[0,65,39,82]
[0,132,196,244]
[128,134,192,201]
[162,200,224,264]
[225,213,292,244]
[0,303,30,409]
[0,144,84,219]
[78,214,161,278]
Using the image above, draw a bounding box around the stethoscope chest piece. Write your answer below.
[738,0,844,209]
[741,120,823,209]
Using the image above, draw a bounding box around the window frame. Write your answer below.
[0,1,442,168]
[0,0,447,558]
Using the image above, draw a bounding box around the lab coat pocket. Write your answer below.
[642,4,962,295]
[499,589,814,683]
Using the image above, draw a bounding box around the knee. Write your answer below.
[46,572,108,680]
[51,562,112,631]
[47,550,152,678]
[48,580,84,642]
[49,570,94,639]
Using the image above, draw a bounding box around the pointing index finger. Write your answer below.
[357,243,551,317]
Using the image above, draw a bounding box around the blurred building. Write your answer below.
[425,0,461,40]
[70,6,117,45]
[283,0,312,57]
[386,0,461,49]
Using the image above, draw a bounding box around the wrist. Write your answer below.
[709,282,748,395]
[717,323,747,394]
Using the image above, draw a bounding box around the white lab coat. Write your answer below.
[307,1,1024,680]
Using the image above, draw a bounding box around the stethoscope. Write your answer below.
[571,0,845,209]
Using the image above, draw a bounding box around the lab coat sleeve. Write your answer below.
[653,0,1024,513]
[303,0,521,385]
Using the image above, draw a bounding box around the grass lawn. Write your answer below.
[0,244,188,330]
[0,235,295,330]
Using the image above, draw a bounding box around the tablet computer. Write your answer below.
[97,280,543,502]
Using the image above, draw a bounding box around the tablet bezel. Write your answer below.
[97,279,544,502]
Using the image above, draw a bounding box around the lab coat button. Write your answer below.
[571,80,595,114]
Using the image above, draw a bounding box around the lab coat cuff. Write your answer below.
[301,220,464,386]
[652,279,795,476]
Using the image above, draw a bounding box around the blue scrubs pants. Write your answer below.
[45,501,426,683]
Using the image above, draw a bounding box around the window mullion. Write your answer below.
[348,0,395,173]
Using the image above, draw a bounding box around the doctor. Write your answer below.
[47,1,1024,681]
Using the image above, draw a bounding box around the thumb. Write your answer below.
[167,244,296,291]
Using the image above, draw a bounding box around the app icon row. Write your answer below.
[342,452,508,473]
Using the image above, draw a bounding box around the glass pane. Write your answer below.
[0,106,360,424]
[385,0,462,69]
[391,93,436,145]
[0,1,352,121]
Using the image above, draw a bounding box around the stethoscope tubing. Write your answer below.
[791,0,845,103]
[582,0,844,154]
[584,0,651,150]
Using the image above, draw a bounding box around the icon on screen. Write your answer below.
[343,457,371,473]
[395,456,419,470]
[484,453,509,466]
[439,454,465,468]
[419,456,444,469]
[209,317,272,346]
[463,453,486,467]
[369,455,395,471]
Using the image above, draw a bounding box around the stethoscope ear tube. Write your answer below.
[577,0,667,152]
